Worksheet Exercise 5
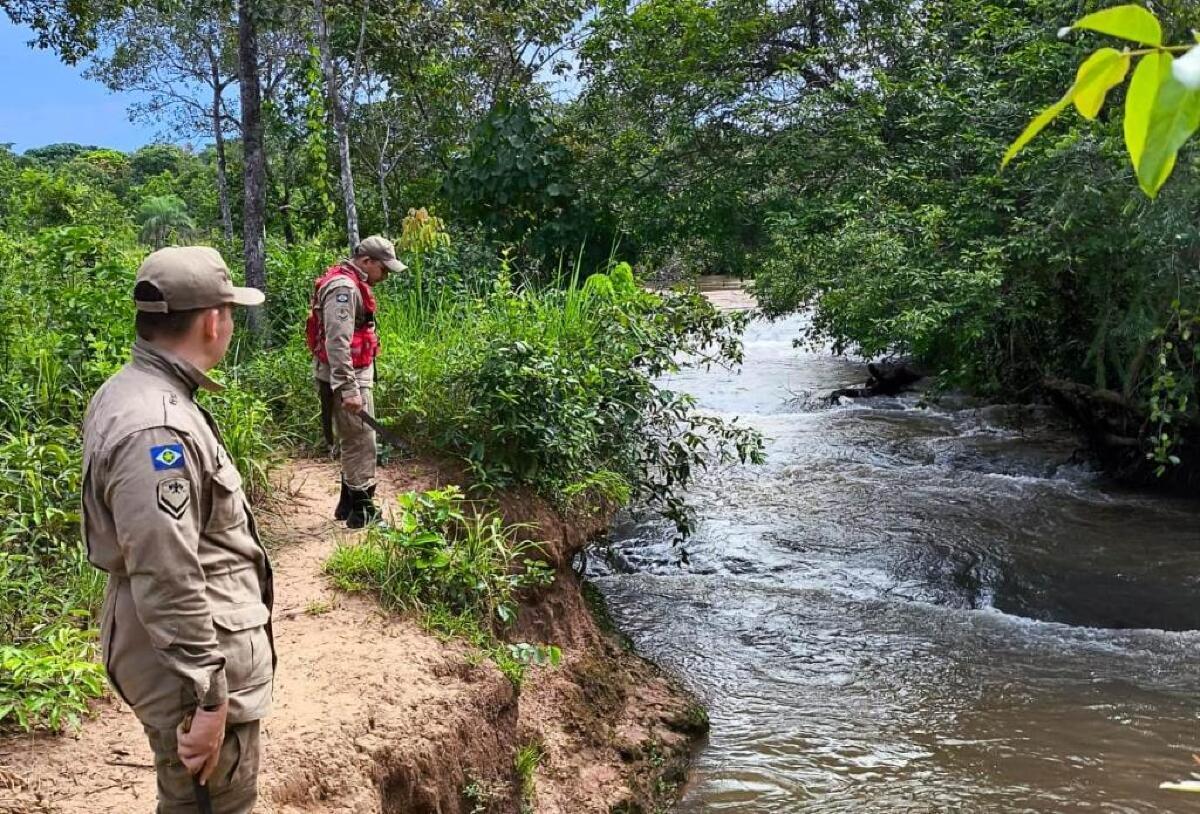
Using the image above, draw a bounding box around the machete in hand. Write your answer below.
[358,411,412,456]
[177,711,215,814]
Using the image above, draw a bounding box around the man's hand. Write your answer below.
[177,701,228,784]
[341,393,364,414]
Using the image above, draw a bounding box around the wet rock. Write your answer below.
[830,360,926,400]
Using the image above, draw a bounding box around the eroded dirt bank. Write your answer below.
[0,459,704,814]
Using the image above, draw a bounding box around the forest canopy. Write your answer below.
[1,0,1196,472]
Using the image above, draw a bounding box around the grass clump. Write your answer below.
[514,739,544,813]
[326,486,552,623]
[325,486,560,685]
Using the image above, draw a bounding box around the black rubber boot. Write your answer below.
[333,477,351,522]
[345,484,381,529]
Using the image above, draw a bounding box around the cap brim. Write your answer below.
[383,258,408,273]
[230,286,266,307]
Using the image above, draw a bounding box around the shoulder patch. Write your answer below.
[335,291,350,304]
[157,478,190,519]
[150,443,186,471]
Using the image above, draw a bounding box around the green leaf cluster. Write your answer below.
[1005,4,1200,197]
[0,626,105,733]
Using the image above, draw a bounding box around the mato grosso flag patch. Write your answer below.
[150,443,186,471]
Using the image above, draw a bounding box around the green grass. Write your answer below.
[514,739,544,813]
[325,487,561,687]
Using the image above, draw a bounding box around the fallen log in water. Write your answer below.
[830,360,926,400]
[1042,377,1199,493]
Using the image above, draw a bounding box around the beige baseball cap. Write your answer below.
[134,246,265,313]
[356,235,408,273]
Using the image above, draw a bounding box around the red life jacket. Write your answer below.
[305,264,380,369]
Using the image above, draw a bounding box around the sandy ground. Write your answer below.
[694,277,757,311]
[704,286,756,310]
[1,460,701,814]
[649,279,757,311]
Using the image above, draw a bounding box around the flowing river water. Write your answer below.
[587,295,1200,813]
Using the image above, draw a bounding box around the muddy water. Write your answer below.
[588,307,1200,813]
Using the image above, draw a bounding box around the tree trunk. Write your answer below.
[238,0,267,338]
[377,119,393,232]
[378,166,390,233]
[313,0,359,249]
[211,84,234,242]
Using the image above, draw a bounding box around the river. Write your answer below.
[587,300,1200,813]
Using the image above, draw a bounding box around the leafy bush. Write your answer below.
[373,261,764,536]
[326,487,561,685]
[0,425,104,648]
[326,486,553,627]
[0,625,105,732]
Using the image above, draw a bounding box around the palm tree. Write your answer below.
[136,195,196,249]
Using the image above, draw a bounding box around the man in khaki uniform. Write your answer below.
[308,235,405,527]
[82,247,273,813]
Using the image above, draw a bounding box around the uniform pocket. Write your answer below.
[212,602,272,692]
[228,722,261,789]
[207,462,247,533]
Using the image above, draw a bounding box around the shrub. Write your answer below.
[0,625,105,732]
[326,486,553,627]
[326,487,560,685]
[372,261,764,537]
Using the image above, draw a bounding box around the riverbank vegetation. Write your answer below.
[325,486,560,686]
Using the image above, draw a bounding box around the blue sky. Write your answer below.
[0,19,158,153]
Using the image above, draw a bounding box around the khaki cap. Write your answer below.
[134,246,265,313]
[356,235,408,273]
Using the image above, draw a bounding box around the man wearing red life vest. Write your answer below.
[307,235,406,527]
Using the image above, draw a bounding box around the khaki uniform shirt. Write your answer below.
[313,260,375,398]
[82,340,274,729]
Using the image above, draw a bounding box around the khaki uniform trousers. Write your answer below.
[331,382,376,490]
[144,720,260,814]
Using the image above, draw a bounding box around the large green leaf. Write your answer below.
[1071,4,1162,46]
[1124,51,1170,173]
[1002,98,1072,167]
[1073,48,1131,119]
[1004,47,1133,167]
[1137,60,1200,197]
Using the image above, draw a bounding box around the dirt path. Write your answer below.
[1,460,701,814]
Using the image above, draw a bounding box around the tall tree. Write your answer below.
[354,80,412,233]
[88,3,240,240]
[1,0,131,63]
[238,0,267,336]
[312,0,367,248]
